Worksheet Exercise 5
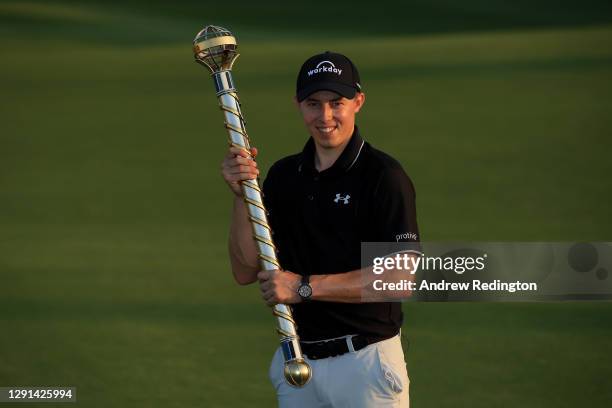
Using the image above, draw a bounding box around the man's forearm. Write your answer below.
[310,265,415,303]
[309,269,364,302]
[228,196,259,284]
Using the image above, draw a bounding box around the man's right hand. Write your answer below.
[221,146,259,196]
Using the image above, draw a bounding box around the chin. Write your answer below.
[314,137,340,149]
[314,131,338,143]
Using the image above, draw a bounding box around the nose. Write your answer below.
[321,103,333,122]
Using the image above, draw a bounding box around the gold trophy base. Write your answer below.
[284,359,312,387]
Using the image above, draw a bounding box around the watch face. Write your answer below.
[298,284,312,299]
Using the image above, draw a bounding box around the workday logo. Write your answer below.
[307,60,343,77]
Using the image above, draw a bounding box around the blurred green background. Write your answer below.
[1,1,611,407]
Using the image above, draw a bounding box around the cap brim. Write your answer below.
[297,82,357,102]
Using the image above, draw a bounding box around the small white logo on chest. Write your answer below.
[334,193,350,205]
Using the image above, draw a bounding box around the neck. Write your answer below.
[314,133,352,172]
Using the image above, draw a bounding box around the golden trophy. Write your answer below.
[193,25,311,387]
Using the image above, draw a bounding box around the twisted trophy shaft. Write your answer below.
[193,25,311,387]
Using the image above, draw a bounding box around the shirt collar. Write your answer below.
[299,126,365,178]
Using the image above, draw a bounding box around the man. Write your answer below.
[221,51,419,407]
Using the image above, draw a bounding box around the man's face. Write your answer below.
[296,90,365,150]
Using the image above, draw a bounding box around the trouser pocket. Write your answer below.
[374,337,409,397]
[268,348,284,391]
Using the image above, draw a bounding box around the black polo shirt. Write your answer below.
[262,126,419,341]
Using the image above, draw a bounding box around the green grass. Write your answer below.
[1,1,612,407]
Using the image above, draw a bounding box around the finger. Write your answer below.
[229,146,253,158]
[257,270,270,281]
[262,288,273,301]
[227,165,259,175]
[250,147,258,158]
[222,155,249,167]
[233,156,258,167]
[221,164,259,176]
[263,290,277,307]
[259,280,271,292]
[262,295,275,307]
[225,172,258,183]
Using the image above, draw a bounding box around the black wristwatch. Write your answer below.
[297,274,312,302]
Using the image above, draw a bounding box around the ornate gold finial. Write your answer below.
[193,25,239,73]
[284,359,312,387]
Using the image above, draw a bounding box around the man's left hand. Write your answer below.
[257,269,301,306]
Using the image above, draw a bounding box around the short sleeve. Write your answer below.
[371,166,419,243]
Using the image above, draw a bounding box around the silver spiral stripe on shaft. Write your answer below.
[213,70,304,361]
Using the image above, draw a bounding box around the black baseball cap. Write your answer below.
[296,51,362,102]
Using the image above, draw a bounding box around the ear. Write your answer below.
[293,95,300,109]
[353,92,366,113]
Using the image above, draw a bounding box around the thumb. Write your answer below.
[250,147,258,158]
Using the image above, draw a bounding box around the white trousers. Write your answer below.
[269,334,409,408]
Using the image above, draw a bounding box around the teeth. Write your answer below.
[319,127,335,133]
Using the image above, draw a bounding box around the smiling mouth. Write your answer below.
[317,126,337,134]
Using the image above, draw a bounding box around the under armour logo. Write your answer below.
[334,193,350,204]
